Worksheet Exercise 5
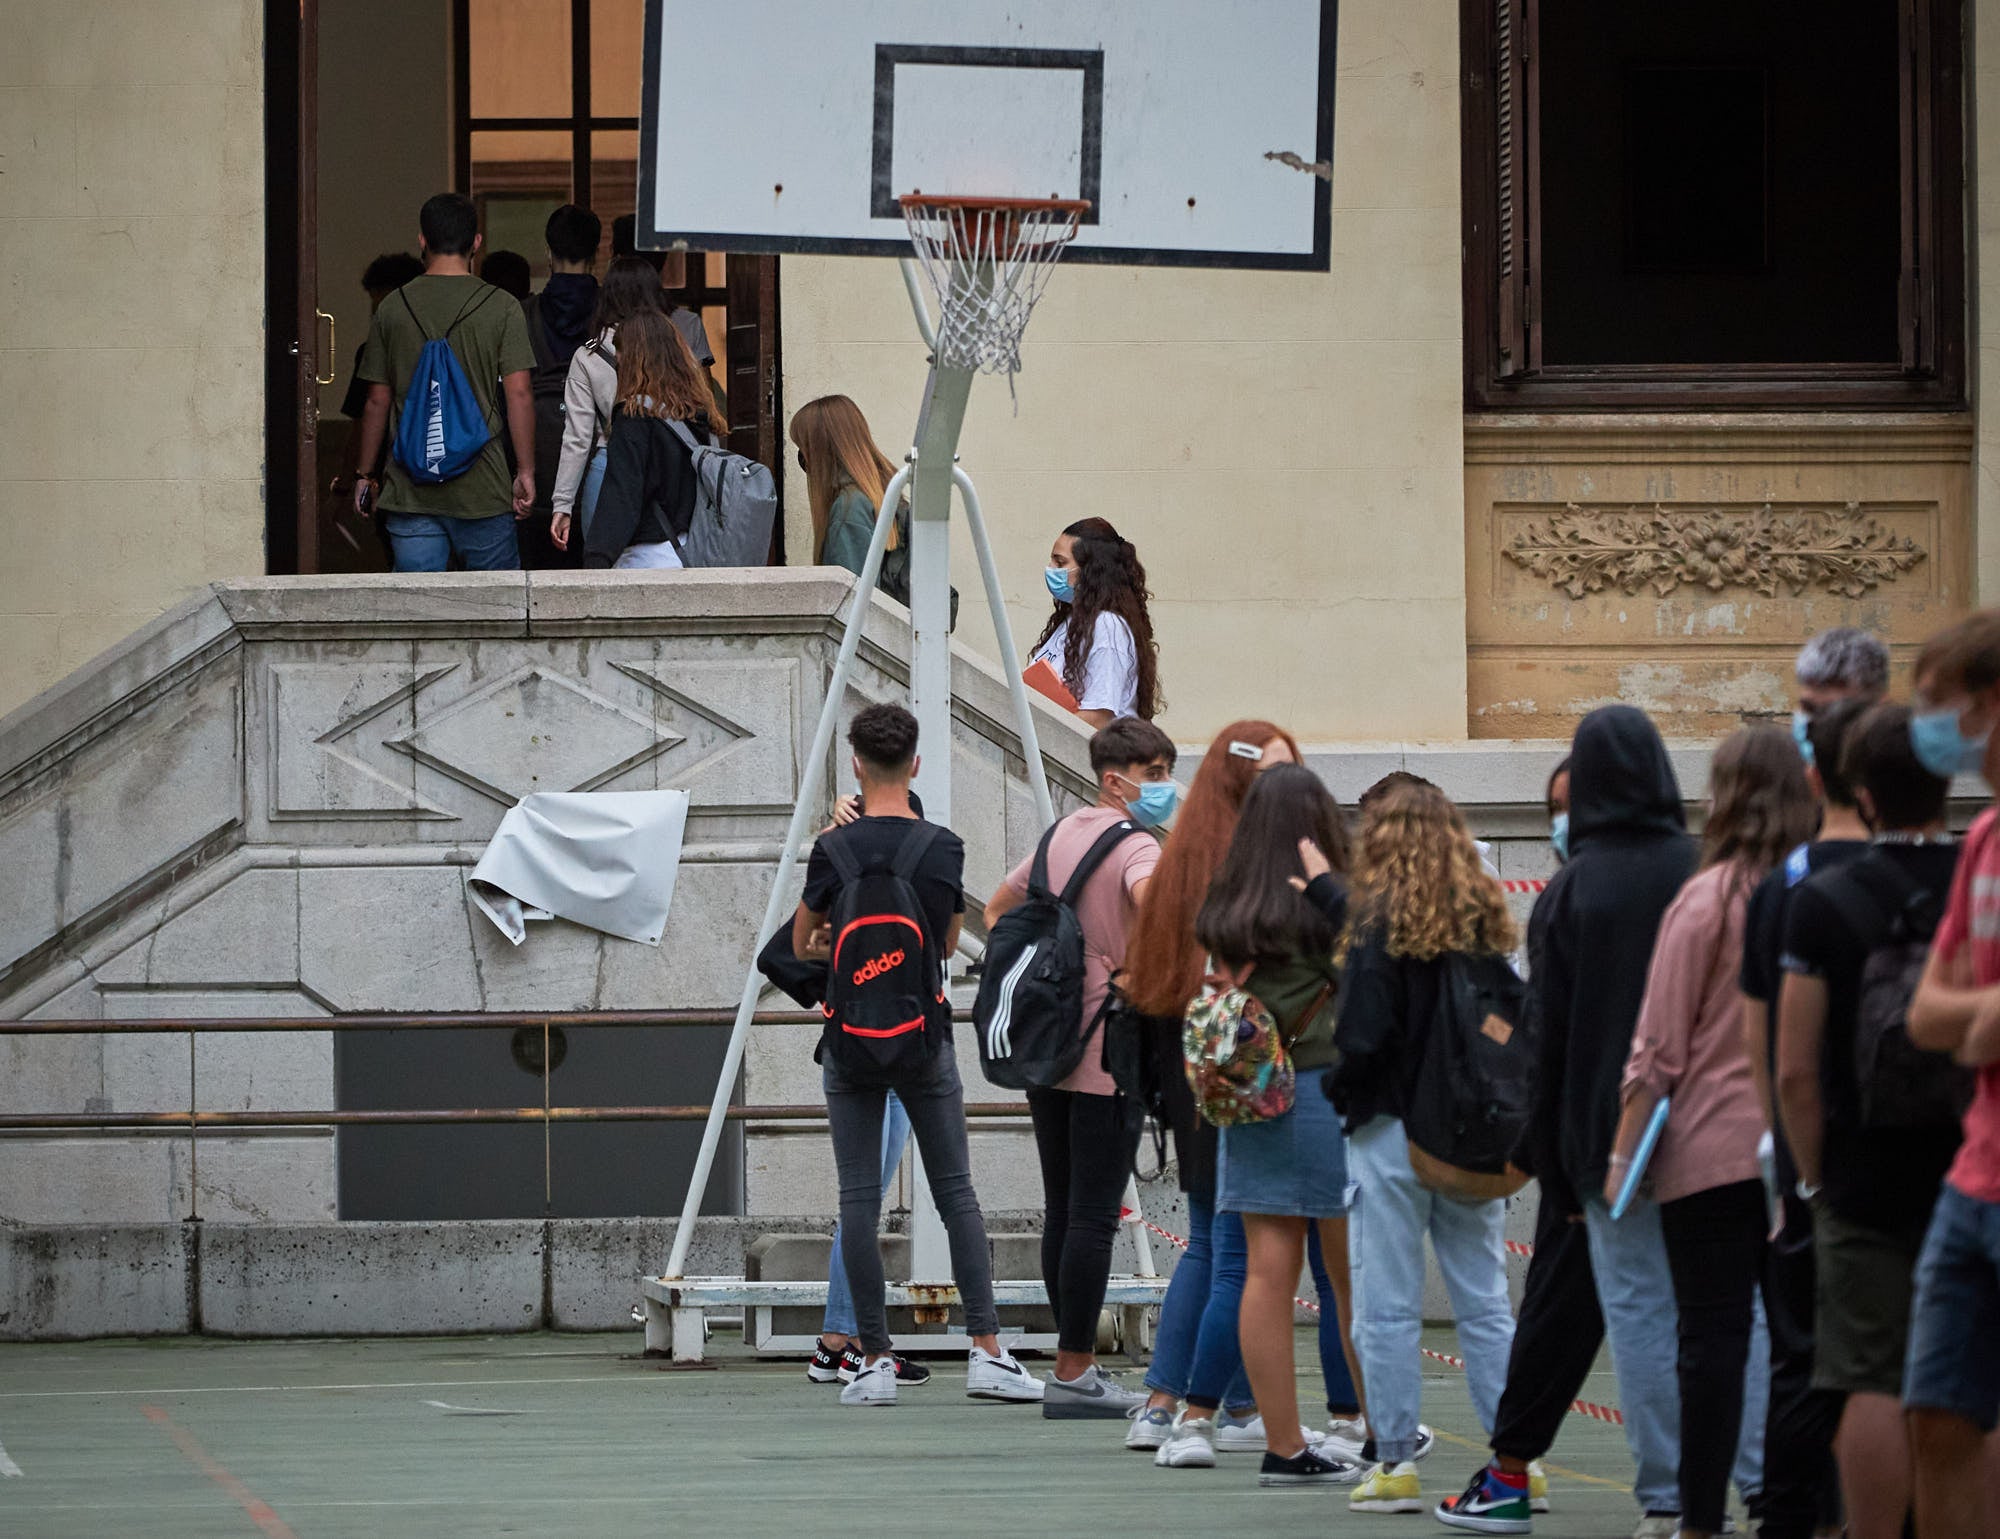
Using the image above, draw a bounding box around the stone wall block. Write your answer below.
[0,1224,191,1340]
[297,864,482,1011]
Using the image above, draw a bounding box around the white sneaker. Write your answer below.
[965,1345,1044,1402]
[1126,1404,1178,1450]
[1214,1409,1267,1452]
[1632,1517,1680,1539]
[1154,1413,1218,1468]
[1323,1414,1367,1463]
[839,1355,896,1406]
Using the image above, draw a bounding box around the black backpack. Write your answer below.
[1814,860,1974,1131]
[818,823,946,1084]
[1402,951,1533,1198]
[521,293,573,522]
[975,818,1147,1090]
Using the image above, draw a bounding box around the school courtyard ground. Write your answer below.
[0,1328,1665,1537]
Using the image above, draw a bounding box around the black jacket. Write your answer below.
[1328,925,1448,1131]
[583,408,712,569]
[1521,705,1695,1211]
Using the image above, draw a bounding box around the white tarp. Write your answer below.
[467,790,690,947]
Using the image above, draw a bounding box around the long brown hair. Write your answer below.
[1032,517,1162,719]
[1701,724,1818,886]
[614,308,712,424]
[1195,764,1350,969]
[1124,721,1305,1016]
[1341,781,1515,962]
[591,255,665,338]
[790,395,902,560]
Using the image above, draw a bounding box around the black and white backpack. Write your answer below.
[818,823,946,1084]
[975,818,1146,1090]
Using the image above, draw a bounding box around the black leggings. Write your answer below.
[1491,1188,1605,1463]
[1026,1087,1143,1354]
[1659,1180,1768,1535]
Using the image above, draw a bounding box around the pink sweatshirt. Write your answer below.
[1621,860,1766,1204]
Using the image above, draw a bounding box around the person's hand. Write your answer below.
[830,795,862,828]
[801,925,832,961]
[512,470,535,519]
[551,511,571,552]
[351,476,376,520]
[1287,836,1333,892]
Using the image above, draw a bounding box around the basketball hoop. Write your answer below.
[900,194,1090,380]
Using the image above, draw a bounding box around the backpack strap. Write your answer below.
[821,831,863,887]
[1056,819,1147,909]
[890,820,942,882]
[445,284,497,341]
[1812,865,1902,954]
[1026,822,1063,901]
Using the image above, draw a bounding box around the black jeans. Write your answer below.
[1660,1180,1768,1536]
[1026,1087,1144,1354]
[824,1045,998,1356]
[1491,1188,1605,1463]
[1757,1193,1844,1539]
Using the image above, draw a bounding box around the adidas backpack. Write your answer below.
[392,286,498,484]
[818,822,946,1085]
[664,419,780,567]
[975,817,1146,1090]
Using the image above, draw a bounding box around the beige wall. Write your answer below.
[778,0,1466,745]
[0,0,265,719]
[317,3,452,423]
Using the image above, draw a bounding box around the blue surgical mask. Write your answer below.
[1791,709,1815,766]
[1123,779,1179,829]
[1044,565,1074,604]
[1550,811,1570,863]
[1910,707,1989,781]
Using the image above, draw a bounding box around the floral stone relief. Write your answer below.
[1502,503,1928,601]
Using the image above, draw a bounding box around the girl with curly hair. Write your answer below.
[1028,517,1161,727]
[1329,779,1521,1515]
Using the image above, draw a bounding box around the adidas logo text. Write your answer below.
[852,949,906,986]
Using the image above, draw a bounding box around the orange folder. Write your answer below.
[1023,658,1079,713]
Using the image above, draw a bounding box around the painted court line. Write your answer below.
[0,1435,22,1477]
[421,1399,529,1416]
[0,1373,641,1401]
[141,1406,298,1539]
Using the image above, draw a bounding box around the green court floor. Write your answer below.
[0,1330,1658,1537]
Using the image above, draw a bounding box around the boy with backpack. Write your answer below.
[350,193,538,573]
[519,204,601,568]
[1776,700,1962,1539]
[980,718,1175,1418]
[792,703,1040,1408]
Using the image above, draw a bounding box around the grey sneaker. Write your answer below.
[1042,1364,1149,1420]
[1126,1403,1178,1449]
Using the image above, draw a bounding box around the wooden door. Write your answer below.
[263,0,327,574]
[725,255,783,562]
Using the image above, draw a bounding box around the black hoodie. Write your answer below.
[1521,705,1696,1211]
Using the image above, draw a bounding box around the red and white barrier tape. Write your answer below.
[1123,1207,1624,1427]
[1499,879,1550,895]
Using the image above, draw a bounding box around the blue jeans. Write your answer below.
[1306,1222,1362,1414]
[1585,1194,1769,1514]
[383,510,520,571]
[822,1090,909,1338]
[1183,1205,1254,1412]
[1347,1116,1516,1464]
[1904,1182,2000,1431]
[577,444,608,539]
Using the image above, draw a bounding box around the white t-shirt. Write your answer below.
[1030,611,1141,719]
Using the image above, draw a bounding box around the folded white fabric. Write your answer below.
[468,790,690,946]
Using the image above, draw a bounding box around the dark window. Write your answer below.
[1462,0,1964,407]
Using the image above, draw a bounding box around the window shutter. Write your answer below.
[1493,0,1538,378]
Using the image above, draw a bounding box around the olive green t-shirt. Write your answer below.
[357,274,535,520]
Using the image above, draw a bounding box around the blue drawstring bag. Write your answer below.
[392,287,497,485]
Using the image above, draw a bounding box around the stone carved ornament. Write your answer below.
[1503,503,1927,600]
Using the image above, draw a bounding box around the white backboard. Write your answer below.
[638,0,1337,269]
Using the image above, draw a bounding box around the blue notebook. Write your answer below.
[1610,1097,1671,1221]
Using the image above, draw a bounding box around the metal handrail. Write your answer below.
[0,1008,1016,1216]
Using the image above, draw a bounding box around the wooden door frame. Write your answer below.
[264,0,322,574]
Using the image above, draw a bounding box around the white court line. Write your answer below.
[0,1373,646,1401]
[0,1436,22,1477]
[420,1400,528,1416]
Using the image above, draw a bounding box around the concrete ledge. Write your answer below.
[0,1223,191,1340]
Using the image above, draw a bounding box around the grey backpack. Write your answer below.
[666,420,779,567]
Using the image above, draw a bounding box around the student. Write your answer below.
[1776,702,1958,1539]
[791,703,1040,1407]
[791,395,904,577]
[581,310,717,570]
[350,193,537,573]
[1195,763,1362,1487]
[1789,625,1890,762]
[337,252,425,424]
[517,205,602,567]
[805,1093,917,1388]
[479,249,532,302]
[548,257,662,555]
[1436,759,1574,1535]
[1513,705,1696,1538]
[1739,697,1873,1539]
[1028,518,1161,727]
[983,718,1176,1417]
[1332,780,1520,1517]
[1608,726,1816,1539]
[610,212,716,371]
[1899,610,2000,1539]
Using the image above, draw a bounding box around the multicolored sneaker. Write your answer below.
[1435,1464,1532,1534]
[805,1338,847,1383]
[1350,1461,1423,1514]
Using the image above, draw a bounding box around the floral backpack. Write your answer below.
[1181,963,1332,1128]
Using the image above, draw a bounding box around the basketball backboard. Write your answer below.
[639,0,1337,270]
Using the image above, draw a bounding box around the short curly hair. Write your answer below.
[1795,626,1888,695]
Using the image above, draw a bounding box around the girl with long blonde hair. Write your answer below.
[789,395,902,573]
[581,310,719,570]
[1329,779,1520,1515]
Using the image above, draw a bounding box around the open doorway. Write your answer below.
[267,0,783,577]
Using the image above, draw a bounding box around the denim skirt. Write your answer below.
[1216,1064,1350,1218]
